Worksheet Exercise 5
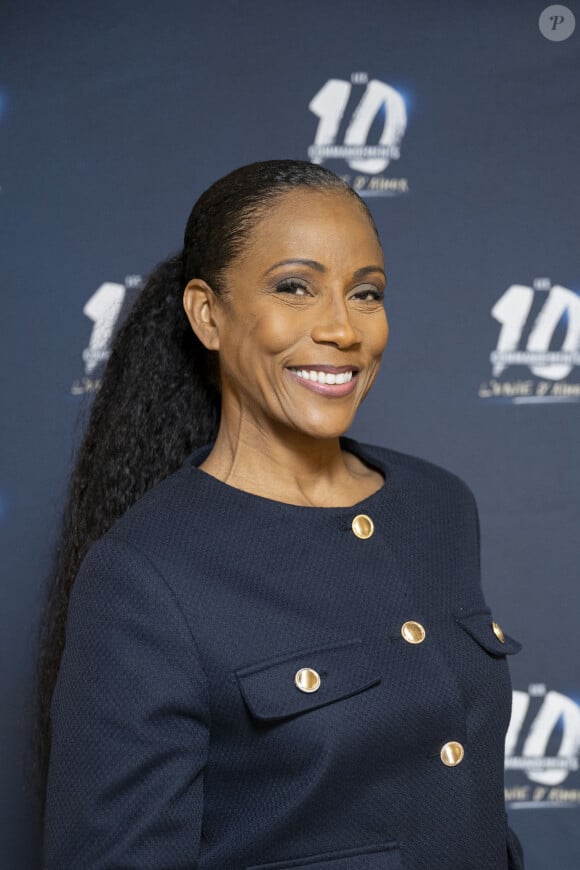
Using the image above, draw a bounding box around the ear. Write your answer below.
[182,279,222,351]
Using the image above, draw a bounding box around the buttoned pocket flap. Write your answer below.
[455,611,522,656]
[235,639,381,721]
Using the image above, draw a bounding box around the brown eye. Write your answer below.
[275,279,309,296]
[352,286,384,302]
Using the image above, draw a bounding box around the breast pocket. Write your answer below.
[235,638,381,722]
[246,840,403,869]
[236,645,397,869]
[454,609,522,657]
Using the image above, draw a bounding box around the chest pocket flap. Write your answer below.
[235,638,381,721]
[455,610,522,656]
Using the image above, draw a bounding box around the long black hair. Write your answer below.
[34,158,378,814]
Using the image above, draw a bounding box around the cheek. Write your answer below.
[367,311,389,356]
[246,308,305,356]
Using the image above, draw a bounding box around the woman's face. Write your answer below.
[201,188,388,443]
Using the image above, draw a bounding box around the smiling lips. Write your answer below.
[286,365,359,396]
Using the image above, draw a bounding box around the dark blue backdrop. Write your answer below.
[2,1,579,867]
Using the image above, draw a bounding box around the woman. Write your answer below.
[38,159,524,868]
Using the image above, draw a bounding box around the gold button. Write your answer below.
[352,514,374,539]
[492,621,505,643]
[401,621,426,644]
[440,741,465,767]
[294,667,321,693]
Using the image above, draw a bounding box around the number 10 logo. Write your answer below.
[491,283,580,380]
[308,77,407,175]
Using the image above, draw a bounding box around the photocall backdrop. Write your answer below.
[1,2,579,867]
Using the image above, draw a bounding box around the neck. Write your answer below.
[199,417,379,508]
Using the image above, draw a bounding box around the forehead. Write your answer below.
[236,188,383,268]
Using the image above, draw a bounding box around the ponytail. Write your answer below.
[33,251,219,815]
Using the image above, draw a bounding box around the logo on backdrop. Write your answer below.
[307,73,409,197]
[505,685,580,809]
[479,278,580,403]
[70,275,142,395]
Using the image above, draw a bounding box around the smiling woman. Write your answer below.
[37,160,524,869]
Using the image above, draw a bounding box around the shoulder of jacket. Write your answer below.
[86,461,201,559]
[348,438,477,504]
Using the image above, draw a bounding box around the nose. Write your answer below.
[310,293,361,349]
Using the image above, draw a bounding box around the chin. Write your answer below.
[290,417,355,441]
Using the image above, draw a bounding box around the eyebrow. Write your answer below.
[264,258,386,281]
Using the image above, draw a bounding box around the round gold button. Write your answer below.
[352,514,374,539]
[294,667,321,693]
[492,621,505,643]
[401,621,426,644]
[440,741,465,767]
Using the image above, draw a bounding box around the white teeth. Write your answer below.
[292,369,354,385]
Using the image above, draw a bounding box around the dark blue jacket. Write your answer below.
[44,439,524,869]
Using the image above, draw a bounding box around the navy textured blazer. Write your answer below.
[44,439,524,869]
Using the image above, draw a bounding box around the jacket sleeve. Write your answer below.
[43,534,210,870]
